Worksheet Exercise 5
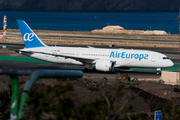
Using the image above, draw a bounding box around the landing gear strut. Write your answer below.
[156,68,161,74]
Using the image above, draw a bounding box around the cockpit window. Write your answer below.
[162,57,169,60]
[163,57,166,59]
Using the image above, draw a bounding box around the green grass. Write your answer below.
[0,56,53,64]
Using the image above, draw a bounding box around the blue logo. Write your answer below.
[109,51,148,61]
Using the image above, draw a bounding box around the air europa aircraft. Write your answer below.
[16,20,173,73]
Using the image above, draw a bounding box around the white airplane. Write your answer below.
[16,20,174,73]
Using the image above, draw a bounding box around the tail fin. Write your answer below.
[17,20,46,48]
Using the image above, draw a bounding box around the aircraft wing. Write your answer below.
[19,50,96,64]
[45,52,96,63]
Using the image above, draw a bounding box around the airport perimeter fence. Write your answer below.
[0,68,83,120]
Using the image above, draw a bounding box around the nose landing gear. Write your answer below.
[157,68,162,74]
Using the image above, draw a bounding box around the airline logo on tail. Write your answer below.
[23,33,35,41]
[17,20,46,48]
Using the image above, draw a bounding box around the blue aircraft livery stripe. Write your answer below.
[109,51,149,61]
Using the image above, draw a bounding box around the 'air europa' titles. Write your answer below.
[109,51,149,61]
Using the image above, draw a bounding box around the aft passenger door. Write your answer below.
[76,51,82,56]
[151,55,156,62]
[51,50,59,61]
[45,50,51,61]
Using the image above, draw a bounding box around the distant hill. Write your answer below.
[0,0,180,12]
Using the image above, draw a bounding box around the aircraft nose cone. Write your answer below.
[169,60,174,67]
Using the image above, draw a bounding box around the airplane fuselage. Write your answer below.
[21,46,173,69]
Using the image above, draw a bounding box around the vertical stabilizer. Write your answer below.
[17,20,46,48]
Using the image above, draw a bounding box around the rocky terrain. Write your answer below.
[1,74,180,119]
[0,0,180,12]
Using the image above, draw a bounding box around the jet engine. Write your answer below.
[95,60,115,72]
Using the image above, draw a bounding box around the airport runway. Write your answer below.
[7,33,178,43]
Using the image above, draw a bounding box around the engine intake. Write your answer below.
[95,60,115,72]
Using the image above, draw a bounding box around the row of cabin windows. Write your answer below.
[82,54,109,57]
[59,53,109,57]
[51,50,108,57]
[60,53,75,55]
[56,53,147,58]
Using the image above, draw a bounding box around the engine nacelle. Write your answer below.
[95,60,115,72]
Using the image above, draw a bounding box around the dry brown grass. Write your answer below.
[1,36,177,50]
[0,29,177,50]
